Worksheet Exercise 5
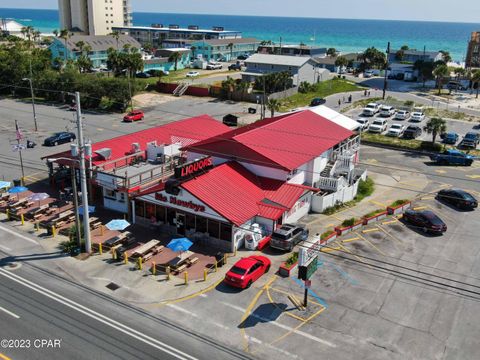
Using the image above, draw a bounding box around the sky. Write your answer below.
[1,0,480,23]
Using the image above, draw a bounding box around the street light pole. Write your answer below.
[70,167,81,247]
[73,91,92,253]
[23,77,38,131]
[382,42,390,100]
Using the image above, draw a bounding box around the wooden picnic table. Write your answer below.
[132,239,160,258]
[48,210,74,227]
[168,251,194,268]
[104,231,132,247]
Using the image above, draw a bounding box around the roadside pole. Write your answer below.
[382,42,390,100]
[71,167,81,248]
[304,282,308,307]
[74,92,92,253]
[15,120,26,185]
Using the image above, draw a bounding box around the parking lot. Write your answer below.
[344,103,479,146]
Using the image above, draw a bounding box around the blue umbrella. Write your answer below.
[0,181,11,189]
[167,237,193,252]
[8,186,28,193]
[105,219,130,231]
[78,206,95,216]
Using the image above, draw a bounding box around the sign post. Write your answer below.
[298,233,321,308]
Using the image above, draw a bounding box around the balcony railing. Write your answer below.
[316,176,347,192]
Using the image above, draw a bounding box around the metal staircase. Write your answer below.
[173,83,189,97]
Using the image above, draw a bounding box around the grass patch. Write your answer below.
[389,199,409,207]
[322,177,375,215]
[363,209,386,218]
[340,97,383,113]
[424,107,471,121]
[341,218,357,227]
[320,230,335,240]
[360,132,444,152]
[278,78,364,112]
[284,252,298,268]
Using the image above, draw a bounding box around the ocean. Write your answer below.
[1,8,478,61]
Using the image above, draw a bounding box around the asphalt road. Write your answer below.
[0,251,252,360]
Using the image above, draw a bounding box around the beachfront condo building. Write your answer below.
[466,31,480,69]
[58,0,132,36]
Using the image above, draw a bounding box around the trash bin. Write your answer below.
[215,252,225,267]
[13,179,22,187]
[70,246,81,256]
[248,107,256,114]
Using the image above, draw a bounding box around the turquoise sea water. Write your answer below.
[1,8,478,61]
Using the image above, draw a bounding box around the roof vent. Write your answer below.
[95,148,111,160]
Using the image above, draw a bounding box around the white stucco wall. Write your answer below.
[103,188,128,213]
[283,192,311,224]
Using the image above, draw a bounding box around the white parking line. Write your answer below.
[0,244,11,251]
[220,301,336,348]
[0,268,197,360]
[0,224,38,244]
[0,305,20,319]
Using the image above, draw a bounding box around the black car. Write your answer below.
[43,132,76,146]
[403,125,422,139]
[270,224,309,251]
[310,98,326,107]
[228,63,242,71]
[436,189,478,209]
[403,209,447,234]
[237,54,248,60]
[135,72,151,78]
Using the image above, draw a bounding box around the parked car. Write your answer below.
[43,132,76,146]
[442,132,459,145]
[362,102,381,116]
[447,81,467,91]
[224,255,271,289]
[270,224,309,251]
[364,70,374,78]
[206,61,223,70]
[436,189,478,210]
[430,149,474,166]
[410,111,425,122]
[310,97,326,106]
[356,118,370,131]
[380,105,396,117]
[123,110,144,122]
[395,110,410,120]
[368,118,388,133]
[386,123,405,137]
[135,72,151,78]
[228,63,242,71]
[459,132,480,148]
[403,125,422,139]
[186,71,200,77]
[403,209,447,234]
[237,54,250,60]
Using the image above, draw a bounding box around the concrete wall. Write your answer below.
[103,188,128,213]
[283,192,311,224]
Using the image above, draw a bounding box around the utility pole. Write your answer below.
[71,167,81,247]
[22,61,38,131]
[15,120,25,185]
[262,75,266,120]
[382,42,390,100]
[74,92,92,253]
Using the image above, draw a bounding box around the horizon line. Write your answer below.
[0,7,480,25]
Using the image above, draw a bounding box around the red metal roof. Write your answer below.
[42,115,230,168]
[166,162,310,226]
[184,110,354,171]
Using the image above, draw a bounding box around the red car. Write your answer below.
[123,110,144,122]
[403,209,447,234]
[224,255,271,289]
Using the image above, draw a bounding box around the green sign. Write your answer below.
[298,255,318,280]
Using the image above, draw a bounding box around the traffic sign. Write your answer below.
[298,255,318,280]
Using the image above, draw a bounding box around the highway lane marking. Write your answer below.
[0,224,38,244]
[0,268,197,360]
[220,300,335,348]
[0,305,20,319]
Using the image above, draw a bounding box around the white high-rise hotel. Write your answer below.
[58,0,132,36]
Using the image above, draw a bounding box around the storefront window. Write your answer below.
[186,213,196,230]
[156,205,166,222]
[220,223,232,242]
[196,217,207,233]
[167,208,176,226]
[136,200,145,217]
[145,203,155,219]
[208,219,220,239]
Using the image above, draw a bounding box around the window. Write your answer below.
[196,217,207,233]
[145,203,155,219]
[156,205,166,222]
[208,219,220,239]
[186,213,196,230]
[105,189,116,200]
[220,223,232,242]
[166,208,176,225]
[119,192,125,203]
[136,200,145,217]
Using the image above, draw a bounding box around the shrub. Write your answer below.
[404,100,415,107]
[389,199,409,207]
[320,230,335,239]
[355,177,375,201]
[341,218,357,227]
[285,252,299,268]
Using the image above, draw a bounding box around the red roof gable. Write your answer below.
[184,110,354,171]
[43,115,230,168]
[152,162,310,226]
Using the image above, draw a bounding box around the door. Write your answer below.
[176,213,186,235]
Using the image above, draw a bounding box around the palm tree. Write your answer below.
[335,56,348,73]
[53,29,58,37]
[326,48,337,57]
[59,29,70,63]
[266,98,281,118]
[472,69,480,99]
[433,64,449,95]
[440,50,452,64]
[236,81,250,100]
[423,117,447,144]
[221,76,237,100]
[227,42,234,61]
[168,51,182,71]
[110,30,120,50]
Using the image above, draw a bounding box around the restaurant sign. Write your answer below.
[155,193,206,212]
[175,156,213,180]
